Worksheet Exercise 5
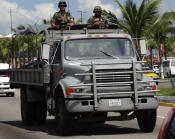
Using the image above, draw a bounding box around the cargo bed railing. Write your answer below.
[45,29,122,44]
[10,64,50,87]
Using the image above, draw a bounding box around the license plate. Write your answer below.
[109,99,122,107]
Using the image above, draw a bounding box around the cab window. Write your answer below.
[52,41,61,64]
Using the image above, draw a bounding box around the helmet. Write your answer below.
[58,0,67,8]
[93,6,102,13]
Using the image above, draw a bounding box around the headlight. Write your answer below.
[66,87,84,96]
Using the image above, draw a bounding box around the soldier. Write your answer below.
[87,6,108,29]
[51,0,75,29]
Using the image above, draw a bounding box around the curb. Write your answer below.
[159,101,175,107]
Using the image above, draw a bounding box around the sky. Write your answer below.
[0,0,175,35]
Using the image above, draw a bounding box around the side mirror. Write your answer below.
[140,39,148,55]
[41,44,50,60]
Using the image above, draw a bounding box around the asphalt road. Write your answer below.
[0,90,171,139]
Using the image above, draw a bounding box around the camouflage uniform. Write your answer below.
[87,16,108,29]
[51,0,74,29]
[51,11,74,29]
[87,6,108,29]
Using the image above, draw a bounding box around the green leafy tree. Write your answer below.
[76,18,82,24]
[0,38,11,63]
[146,11,175,68]
[102,10,118,24]
[115,0,161,57]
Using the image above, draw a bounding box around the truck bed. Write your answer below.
[10,65,50,87]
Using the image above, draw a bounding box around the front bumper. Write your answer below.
[65,97,158,112]
[0,88,15,94]
[65,61,159,113]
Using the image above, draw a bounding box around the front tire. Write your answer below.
[136,109,157,133]
[55,93,73,135]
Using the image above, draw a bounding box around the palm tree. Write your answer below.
[147,11,175,78]
[147,12,175,41]
[102,10,118,24]
[147,39,157,65]
[115,0,161,57]
[146,12,175,60]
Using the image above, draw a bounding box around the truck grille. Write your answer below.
[96,69,133,83]
[89,68,134,93]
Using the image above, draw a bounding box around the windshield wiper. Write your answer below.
[100,50,119,59]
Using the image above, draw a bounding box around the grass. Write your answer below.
[157,88,175,96]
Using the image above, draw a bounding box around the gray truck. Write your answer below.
[10,28,159,135]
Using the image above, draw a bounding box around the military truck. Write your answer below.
[10,28,159,135]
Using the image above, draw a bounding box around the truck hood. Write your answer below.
[78,59,134,69]
[64,58,141,77]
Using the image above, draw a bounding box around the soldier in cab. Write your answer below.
[87,6,108,29]
[51,0,75,29]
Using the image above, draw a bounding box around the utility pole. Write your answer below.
[77,11,87,23]
[67,0,70,13]
[10,8,13,35]
[9,8,14,68]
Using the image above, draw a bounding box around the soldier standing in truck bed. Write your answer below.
[51,0,75,30]
[87,6,108,29]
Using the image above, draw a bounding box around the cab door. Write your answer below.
[51,41,62,89]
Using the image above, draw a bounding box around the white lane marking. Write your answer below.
[157,115,166,119]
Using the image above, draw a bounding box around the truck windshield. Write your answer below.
[65,38,134,60]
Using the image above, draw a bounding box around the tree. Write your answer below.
[145,11,175,78]
[102,10,118,24]
[0,34,43,66]
[76,18,82,24]
[115,0,161,57]
[147,12,175,61]
[147,39,157,65]
[147,12,175,43]
[0,38,11,63]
